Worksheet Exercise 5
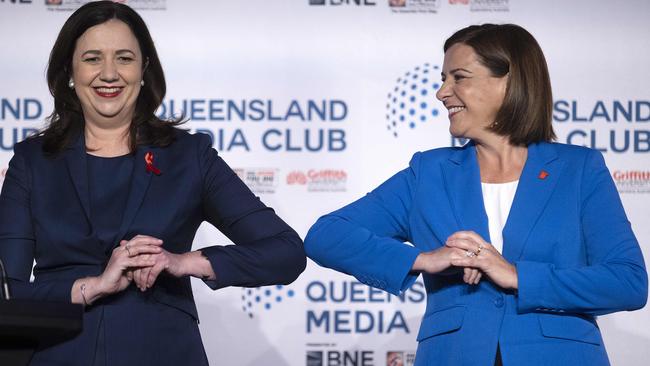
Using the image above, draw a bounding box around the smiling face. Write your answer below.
[436,43,508,141]
[71,19,143,129]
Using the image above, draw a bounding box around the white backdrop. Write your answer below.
[1,1,648,365]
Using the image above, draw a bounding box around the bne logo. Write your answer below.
[309,0,376,5]
[307,350,374,366]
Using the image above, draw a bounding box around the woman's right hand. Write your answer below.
[98,235,163,295]
[412,246,483,285]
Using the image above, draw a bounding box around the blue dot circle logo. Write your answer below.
[386,63,442,138]
[241,285,295,318]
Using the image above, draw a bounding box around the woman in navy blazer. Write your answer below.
[0,2,305,365]
[305,24,647,365]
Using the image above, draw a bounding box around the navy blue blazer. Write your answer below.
[0,130,306,366]
[305,141,647,366]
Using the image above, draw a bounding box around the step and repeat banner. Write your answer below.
[1,1,648,365]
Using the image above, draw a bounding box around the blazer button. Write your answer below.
[493,297,504,308]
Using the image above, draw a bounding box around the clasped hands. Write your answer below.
[100,235,189,294]
[414,231,518,289]
[73,235,215,306]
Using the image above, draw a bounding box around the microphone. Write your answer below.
[0,258,11,300]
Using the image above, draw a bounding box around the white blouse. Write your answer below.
[481,180,519,254]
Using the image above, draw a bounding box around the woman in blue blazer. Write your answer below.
[305,24,647,365]
[0,2,305,365]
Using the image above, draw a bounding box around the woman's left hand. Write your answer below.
[445,231,518,290]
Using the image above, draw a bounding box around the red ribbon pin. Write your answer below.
[538,170,549,180]
[144,152,161,175]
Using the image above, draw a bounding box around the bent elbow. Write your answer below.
[304,215,339,262]
[621,265,648,311]
[276,233,307,285]
[625,287,648,312]
[629,272,648,311]
[303,229,320,261]
[283,247,307,285]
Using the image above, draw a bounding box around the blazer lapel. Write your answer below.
[441,142,491,243]
[502,142,564,262]
[114,145,163,246]
[65,134,92,225]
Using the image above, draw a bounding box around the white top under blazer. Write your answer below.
[481,180,519,253]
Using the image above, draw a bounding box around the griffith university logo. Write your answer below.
[241,285,296,318]
[386,63,442,138]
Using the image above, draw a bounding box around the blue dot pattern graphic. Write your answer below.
[386,63,442,138]
[241,285,296,318]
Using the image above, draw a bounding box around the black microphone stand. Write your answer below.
[0,258,11,300]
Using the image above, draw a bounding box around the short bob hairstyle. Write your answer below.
[42,1,181,155]
[444,24,555,145]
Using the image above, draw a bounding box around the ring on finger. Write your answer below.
[464,250,476,258]
[476,244,483,255]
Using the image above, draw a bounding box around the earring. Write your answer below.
[140,80,145,86]
[68,78,75,89]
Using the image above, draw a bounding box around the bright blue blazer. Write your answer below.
[0,130,306,366]
[305,141,647,366]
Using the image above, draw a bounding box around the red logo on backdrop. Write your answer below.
[286,169,347,192]
[613,171,650,181]
[449,0,469,4]
[286,171,308,185]
[612,170,650,194]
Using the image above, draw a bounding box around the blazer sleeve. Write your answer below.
[516,149,648,315]
[0,144,75,302]
[194,134,306,290]
[304,153,423,296]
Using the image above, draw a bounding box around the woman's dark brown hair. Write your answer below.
[42,0,182,154]
[444,24,555,145]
